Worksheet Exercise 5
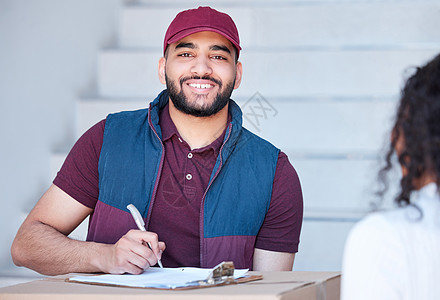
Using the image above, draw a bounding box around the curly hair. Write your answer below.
[378,53,440,207]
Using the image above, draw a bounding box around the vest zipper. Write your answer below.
[145,108,165,228]
[199,122,233,267]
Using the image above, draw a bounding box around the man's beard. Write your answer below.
[165,74,235,117]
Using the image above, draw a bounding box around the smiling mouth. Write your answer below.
[181,76,222,91]
[188,83,214,89]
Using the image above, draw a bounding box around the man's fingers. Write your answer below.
[123,262,144,275]
[123,230,165,267]
[128,250,151,271]
[110,244,150,274]
[106,229,166,274]
[158,241,166,260]
[108,254,144,275]
[126,230,163,259]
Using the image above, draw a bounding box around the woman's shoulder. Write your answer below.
[347,196,440,254]
[350,205,420,239]
[347,211,398,247]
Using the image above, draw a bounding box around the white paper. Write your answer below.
[70,267,249,289]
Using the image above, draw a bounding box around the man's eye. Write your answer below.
[212,55,226,60]
[178,53,192,57]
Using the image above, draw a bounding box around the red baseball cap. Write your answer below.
[163,6,241,58]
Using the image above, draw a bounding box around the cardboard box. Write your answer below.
[0,271,340,300]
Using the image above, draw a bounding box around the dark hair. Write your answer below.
[378,53,440,206]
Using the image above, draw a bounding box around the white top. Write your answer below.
[341,183,440,300]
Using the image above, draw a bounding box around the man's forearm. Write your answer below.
[11,220,109,275]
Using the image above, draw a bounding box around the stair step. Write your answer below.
[76,98,394,152]
[119,6,252,49]
[98,50,163,98]
[295,219,355,271]
[76,99,148,137]
[98,49,438,98]
[248,99,396,153]
[119,3,440,48]
[292,155,396,213]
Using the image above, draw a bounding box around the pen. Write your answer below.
[127,204,164,268]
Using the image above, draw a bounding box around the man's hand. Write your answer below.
[100,230,166,274]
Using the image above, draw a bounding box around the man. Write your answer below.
[11,6,303,275]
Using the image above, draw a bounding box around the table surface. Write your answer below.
[0,271,341,300]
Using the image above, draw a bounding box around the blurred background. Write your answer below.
[1,0,439,286]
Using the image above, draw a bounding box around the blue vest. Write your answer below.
[98,90,280,268]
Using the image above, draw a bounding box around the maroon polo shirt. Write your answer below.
[54,104,303,267]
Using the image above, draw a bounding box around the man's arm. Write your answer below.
[252,152,303,271]
[11,184,165,275]
[253,248,295,271]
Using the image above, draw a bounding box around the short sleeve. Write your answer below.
[255,151,303,253]
[53,120,105,209]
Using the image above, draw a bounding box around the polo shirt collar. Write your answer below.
[149,89,240,155]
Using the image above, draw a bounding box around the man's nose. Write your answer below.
[190,56,213,77]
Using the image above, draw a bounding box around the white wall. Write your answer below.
[0,0,122,275]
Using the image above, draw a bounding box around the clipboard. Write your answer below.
[66,261,263,290]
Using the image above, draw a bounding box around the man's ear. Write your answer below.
[233,61,243,89]
[158,57,166,85]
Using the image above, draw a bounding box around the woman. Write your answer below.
[341,54,440,299]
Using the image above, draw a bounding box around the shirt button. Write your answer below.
[186,174,192,180]
[187,153,193,159]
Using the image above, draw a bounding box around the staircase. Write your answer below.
[52,0,440,271]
